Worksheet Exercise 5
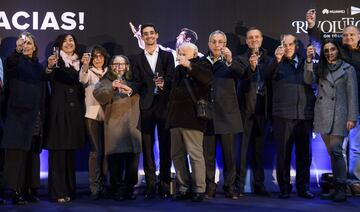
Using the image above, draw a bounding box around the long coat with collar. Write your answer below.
[93,71,141,155]
[130,48,175,113]
[1,51,47,152]
[43,57,85,150]
[304,61,358,136]
[200,53,244,135]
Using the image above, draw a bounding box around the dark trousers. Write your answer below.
[140,99,171,191]
[108,153,140,194]
[85,118,105,194]
[236,115,266,192]
[272,117,312,193]
[3,137,40,192]
[203,133,236,192]
[321,135,346,185]
[48,150,76,199]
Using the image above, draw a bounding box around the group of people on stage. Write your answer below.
[0,8,359,205]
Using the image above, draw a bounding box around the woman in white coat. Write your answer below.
[80,45,108,200]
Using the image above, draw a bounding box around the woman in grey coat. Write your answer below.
[304,39,358,202]
[93,55,141,201]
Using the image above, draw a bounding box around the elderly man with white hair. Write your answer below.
[166,42,213,202]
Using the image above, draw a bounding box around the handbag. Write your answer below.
[183,78,212,120]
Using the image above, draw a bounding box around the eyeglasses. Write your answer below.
[112,63,127,67]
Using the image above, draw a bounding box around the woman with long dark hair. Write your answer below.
[304,39,358,202]
[2,32,46,205]
[44,33,85,203]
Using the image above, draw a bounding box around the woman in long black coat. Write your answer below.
[2,32,46,205]
[44,33,85,203]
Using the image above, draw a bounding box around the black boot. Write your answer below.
[25,188,40,203]
[333,183,346,202]
[320,189,335,200]
[12,191,28,205]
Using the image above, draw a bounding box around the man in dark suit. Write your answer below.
[202,30,244,200]
[131,23,175,199]
[234,27,271,196]
[270,34,316,199]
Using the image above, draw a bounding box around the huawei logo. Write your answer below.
[322,9,329,14]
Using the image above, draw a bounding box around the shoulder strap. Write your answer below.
[183,78,198,104]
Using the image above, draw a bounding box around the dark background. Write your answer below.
[0,1,359,179]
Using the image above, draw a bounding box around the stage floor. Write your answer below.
[1,185,359,212]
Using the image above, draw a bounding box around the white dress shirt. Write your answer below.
[144,46,159,73]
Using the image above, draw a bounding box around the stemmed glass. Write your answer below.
[84,52,92,69]
[52,47,59,68]
[153,72,163,94]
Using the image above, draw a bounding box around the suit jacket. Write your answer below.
[304,60,358,136]
[268,55,316,120]
[131,48,175,111]
[235,48,271,119]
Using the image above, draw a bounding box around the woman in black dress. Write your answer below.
[44,33,85,203]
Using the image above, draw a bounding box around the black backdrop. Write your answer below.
[1,0,358,62]
[0,0,359,181]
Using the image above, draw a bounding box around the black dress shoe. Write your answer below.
[144,188,156,200]
[125,192,137,200]
[172,191,191,201]
[114,194,125,201]
[158,184,170,199]
[0,198,6,205]
[90,192,100,200]
[204,190,216,199]
[25,189,40,203]
[159,192,170,199]
[254,187,271,197]
[278,192,290,199]
[298,190,315,199]
[12,192,28,205]
[225,191,239,200]
[191,193,204,202]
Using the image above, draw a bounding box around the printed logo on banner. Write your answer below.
[321,8,346,15]
[292,5,360,39]
[0,11,85,31]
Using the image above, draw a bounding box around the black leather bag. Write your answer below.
[196,98,212,120]
[184,78,212,121]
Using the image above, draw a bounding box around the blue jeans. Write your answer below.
[347,117,360,185]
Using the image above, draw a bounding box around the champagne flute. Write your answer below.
[153,72,162,94]
[53,47,59,68]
